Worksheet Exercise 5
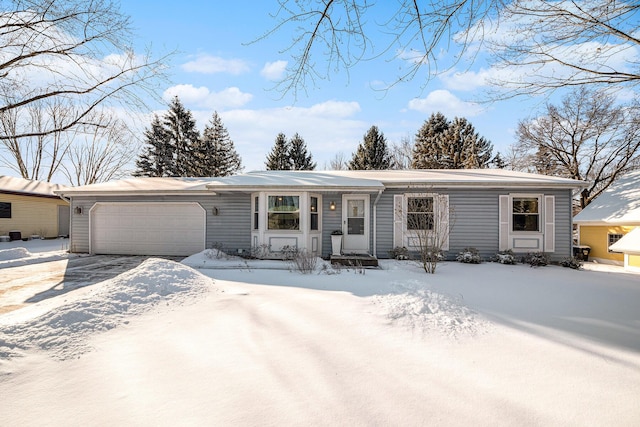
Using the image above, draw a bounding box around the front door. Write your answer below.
[342,194,370,254]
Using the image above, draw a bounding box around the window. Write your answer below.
[310,196,319,231]
[512,197,539,232]
[253,196,259,230]
[268,195,300,230]
[608,233,623,253]
[407,197,433,231]
[0,202,10,218]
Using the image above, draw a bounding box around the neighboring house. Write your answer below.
[608,227,640,272]
[55,170,584,259]
[0,176,70,239]
[574,170,640,265]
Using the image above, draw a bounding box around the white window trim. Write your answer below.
[510,193,543,234]
[499,193,555,253]
[266,193,303,232]
[394,192,449,251]
[607,233,624,253]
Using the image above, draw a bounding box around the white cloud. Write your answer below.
[260,60,288,80]
[216,101,365,171]
[181,54,250,75]
[408,90,485,117]
[163,84,253,109]
[440,69,491,91]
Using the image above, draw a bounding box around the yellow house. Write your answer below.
[574,171,640,265]
[0,176,69,240]
[609,227,640,272]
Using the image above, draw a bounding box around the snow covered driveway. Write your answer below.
[0,255,182,315]
[0,257,639,426]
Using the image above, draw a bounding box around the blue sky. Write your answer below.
[119,1,549,171]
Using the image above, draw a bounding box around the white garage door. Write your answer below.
[91,202,206,256]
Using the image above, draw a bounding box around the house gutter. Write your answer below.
[372,189,383,257]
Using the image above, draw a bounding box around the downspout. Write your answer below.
[372,189,383,257]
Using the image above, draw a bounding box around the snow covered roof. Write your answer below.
[322,169,584,187]
[574,171,640,225]
[206,169,583,191]
[0,175,67,198]
[205,171,385,191]
[57,169,584,196]
[609,227,640,254]
[55,177,218,196]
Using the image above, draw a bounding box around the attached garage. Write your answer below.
[90,202,206,256]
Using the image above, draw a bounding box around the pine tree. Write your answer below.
[411,113,493,169]
[197,112,243,177]
[491,152,507,169]
[444,117,493,169]
[349,125,392,170]
[133,115,172,177]
[265,133,292,170]
[288,133,316,170]
[163,96,200,177]
[411,112,450,169]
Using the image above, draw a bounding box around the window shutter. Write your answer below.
[393,194,404,248]
[438,194,450,251]
[544,195,555,252]
[499,195,510,251]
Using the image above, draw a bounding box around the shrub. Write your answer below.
[289,249,318,274]
[250,244,271,259]
[389,246,410,260]
[560,256,583,270]
[525,252,550,267]
[495,250,517,265]
[456,247,482,264]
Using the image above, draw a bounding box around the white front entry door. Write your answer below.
[342,194,370,254]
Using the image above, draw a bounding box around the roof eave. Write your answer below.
[54,190,216,197]
[383,181,584,189]
[206,185,385,192]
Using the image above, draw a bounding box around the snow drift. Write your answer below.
[0,258,215,361]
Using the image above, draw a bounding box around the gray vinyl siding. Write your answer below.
[375,188,573,261]
[68,194,251,255]
[69,187,573,260]
[374,191,395,258]
[321,196,342,257]
[207,193,251,253]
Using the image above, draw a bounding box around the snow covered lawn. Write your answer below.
[0,237,71,268]
[0,252,639,426]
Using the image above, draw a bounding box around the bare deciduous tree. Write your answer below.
[396,193,453,274]
[61,113,138,186]
[266,1,639,97]
[324,151,348,170]
[0,0,168,181]
[390,136,414,170]
[0,98,74,180]
[513,88,640,209]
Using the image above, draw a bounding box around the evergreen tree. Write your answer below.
[349,125,392,170]
[288,133,316,170]
[265,133,292,170]
[197,112,243,177]
[265,132,291,171]
[491,152,507,169]
[444,117,493,169]
[133,115,172,177]
[163,96,200,177]
[411,112,450,169]
[411,113,493,169]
